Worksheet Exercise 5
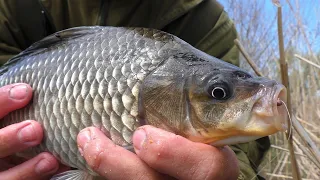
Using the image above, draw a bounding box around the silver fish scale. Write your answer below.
[0,27,179,172]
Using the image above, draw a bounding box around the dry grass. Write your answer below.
[221,0,320,179]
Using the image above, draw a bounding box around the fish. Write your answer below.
[0,26,288,179]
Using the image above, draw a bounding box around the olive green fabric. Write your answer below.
[0,0,269,179]
[232,137,270,180]
[0,0,238,66]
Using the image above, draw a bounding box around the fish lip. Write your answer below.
[210,135,263,146]
[272,84,288,131]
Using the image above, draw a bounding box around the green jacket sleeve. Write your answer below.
[0,0,24,65]
[163,0,239,66]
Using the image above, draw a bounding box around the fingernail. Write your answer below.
[9,84,28,100]
[18,123,37,143]
[132,129,146,151]
[35,158,58,175]
[78,129,91,154]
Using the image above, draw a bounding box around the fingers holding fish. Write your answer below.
[0,152,59,180]
[0,83,32,118]
[132,125,239,180]
[0,83,60,179]
[0,120,43,158]
[77,127,165,180]
[0,119,68,178]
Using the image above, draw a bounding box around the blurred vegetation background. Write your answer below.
[220,0,320,179]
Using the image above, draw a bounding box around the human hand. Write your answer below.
[77,125,239,180]
[0,83,60,179]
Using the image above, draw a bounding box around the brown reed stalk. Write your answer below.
[295,54,320,69]
[234,39,264,76]
[275,3,301,180]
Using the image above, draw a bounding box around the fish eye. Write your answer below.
[211,87,226,99]
[207,83,231,100]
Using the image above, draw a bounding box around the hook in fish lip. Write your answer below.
[272,84,288,131]
[277,98,283,106]
[272,84,287,114]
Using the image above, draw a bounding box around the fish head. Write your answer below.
[187,66,288,146]
[141,47,287,146]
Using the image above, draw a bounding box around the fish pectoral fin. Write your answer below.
[51,170,94,180]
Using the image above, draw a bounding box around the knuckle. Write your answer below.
[134,173,149,180]
[38,152,51,159]
[189,152,220,180]
[197,153,236,180]
[198,158,218,180]
[143,134,187,167]
[0,134,9,147]
[144,136,172,164]
[38,152,56,163]
[84,139,105,171]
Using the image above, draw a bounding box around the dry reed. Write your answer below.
[223,0,320,179]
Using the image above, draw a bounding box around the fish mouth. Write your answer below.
[272,84,288,131]
[249,83,288,134]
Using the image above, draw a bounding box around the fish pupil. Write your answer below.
[212,87,226,99]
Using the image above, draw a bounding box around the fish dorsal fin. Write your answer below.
[0,26,103,76]
[51,170,95,180]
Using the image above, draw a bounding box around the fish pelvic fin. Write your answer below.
[51,170,96,180]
